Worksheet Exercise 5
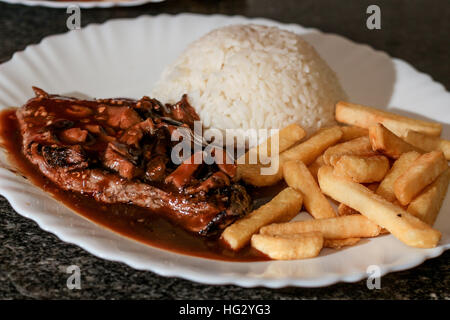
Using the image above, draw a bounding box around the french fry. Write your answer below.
[237,163,282,187]
[403,130,450,160]
[338,183,379,216]
[283,160,336,219]
[323,136,376,166]
[337,203,360,216]
[324,238,361,249]
[308,155,325,181]
[369,123,423,159]
[340,126,369,142]
[237,124,306,186]
[394,151,448,205]
[260,215,381,239]
[333,155,390,183]
[239,126,343,186]
[407,168,450,226]
[251,232,323,260]
[376,151,421,202]
[335,101,442,137]
[241,123,306,163]
[261,123,306,157]
[318,165,441,248]
[280,126,343,165]
[392,199,407,209]
[221,187,303,250]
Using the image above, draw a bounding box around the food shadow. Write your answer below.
[319,238,374,257]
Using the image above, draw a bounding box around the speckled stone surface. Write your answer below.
[0,0,448,299]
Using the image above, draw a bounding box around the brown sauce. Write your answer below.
[0,109,283,262]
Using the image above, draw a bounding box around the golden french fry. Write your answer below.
[392,199,407,209]
[318,165,441,248]
[283,160,336,219]
[262,123,307,156]
[338,183,379,216]
[335,101,442,137]
[239,126,343,187]
[242,123,306,163]
[407,168,450,226]
[394,151,448,205]
[237,163,281,187]
[308,155,325,181]
[251,232,323,260]
[337,203,360,216]
[221,187,303,250]
[323,136,376,166]
[376,151,421,202]
[324,238,360,249]
[237,124,306,186]
[260,214,381,239]
[280,126,343,165]
[340,126,369,142]
[369,123,423,159]
[403,130,450,160]
[333,155,390,183]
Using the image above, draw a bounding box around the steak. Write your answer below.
[16,87,252,235]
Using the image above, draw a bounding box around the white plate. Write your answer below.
[0,14,449,288]
[1,0,163,9]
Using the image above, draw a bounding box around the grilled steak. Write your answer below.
[16,87,251,235]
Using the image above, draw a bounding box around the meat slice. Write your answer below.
[39,144,88,171]
[145,155,167,182]
[60,128,88,144]
[104,106,142,129]
[66,105,93,117]
[119,118,155,148]
[16,88,252,235]
[185,171,231,195]
[213,148,237,179]
[166,94,200,128]
[30,146,245,233]
[165,151,203,189]
[103,142,138,180]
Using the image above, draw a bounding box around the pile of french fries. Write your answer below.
[221,101,450,260]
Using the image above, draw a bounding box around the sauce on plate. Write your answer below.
[0,109,281,261]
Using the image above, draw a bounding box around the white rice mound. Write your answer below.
[151,24,347,137]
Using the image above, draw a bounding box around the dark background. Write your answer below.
[0,0,448,299]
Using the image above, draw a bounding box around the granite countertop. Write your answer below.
[0,0,448,299]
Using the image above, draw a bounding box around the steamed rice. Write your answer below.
[151,24,347,139]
